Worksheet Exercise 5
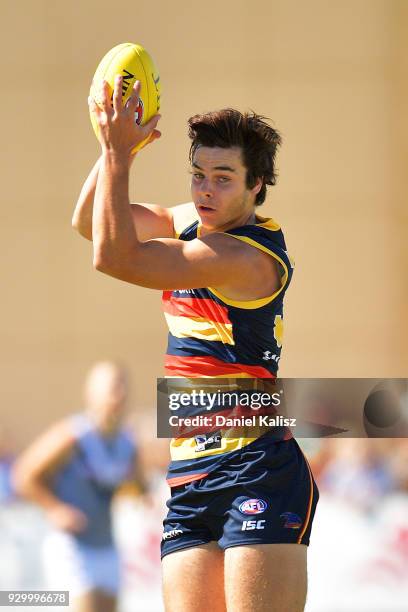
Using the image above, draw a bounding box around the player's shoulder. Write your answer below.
[227,215,283,240]
[12,418,76,478]
[227,215,290,258]
[41,417,77,448]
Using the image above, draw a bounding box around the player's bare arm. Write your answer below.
[72,150,198,242]
[72,155,177,242]
[94,224,279,296]
[89,77,280,297]
[12,421,87,533]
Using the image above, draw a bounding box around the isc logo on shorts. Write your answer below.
[242,519,266,531]
[239,498,268,515]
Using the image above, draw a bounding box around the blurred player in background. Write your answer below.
[12,362,138,612]
[73,78,319,612]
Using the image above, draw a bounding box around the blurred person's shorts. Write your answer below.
[43,530,120,597]
[162,437,319,558]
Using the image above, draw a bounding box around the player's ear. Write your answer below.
[252,177,263,196]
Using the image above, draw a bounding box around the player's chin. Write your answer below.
[196,207,220,229]
[199,219,220,233]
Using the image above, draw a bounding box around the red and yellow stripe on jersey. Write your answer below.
[163,216,294,486]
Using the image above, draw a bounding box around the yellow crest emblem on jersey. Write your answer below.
[273,315,284,348]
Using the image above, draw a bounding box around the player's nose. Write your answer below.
[198,178,213,197]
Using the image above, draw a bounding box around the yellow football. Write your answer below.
[89,42,161,152]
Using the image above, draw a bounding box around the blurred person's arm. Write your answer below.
[72,157,197,241]
[11,421,87,533]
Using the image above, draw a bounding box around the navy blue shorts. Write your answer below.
[161,438,319,559]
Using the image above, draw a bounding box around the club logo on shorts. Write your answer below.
[239,498,268,515]
[280,512,302,529]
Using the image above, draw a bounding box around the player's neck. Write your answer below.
[200,209,256,236]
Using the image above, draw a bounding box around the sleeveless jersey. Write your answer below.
[51,414,136,546]
[162,216,294,486]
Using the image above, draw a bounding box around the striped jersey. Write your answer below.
[162,215,294,486]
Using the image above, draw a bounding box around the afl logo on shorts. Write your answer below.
[239,498,268,515]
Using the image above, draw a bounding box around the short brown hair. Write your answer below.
[188,109,282,205]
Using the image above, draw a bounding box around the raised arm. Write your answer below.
[89,77,280,297]
[72,157,101,240]
[72,155,175,242]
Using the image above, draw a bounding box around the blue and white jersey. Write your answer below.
[51,413,136,547]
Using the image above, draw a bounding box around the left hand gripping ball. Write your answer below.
[89,42,161,153]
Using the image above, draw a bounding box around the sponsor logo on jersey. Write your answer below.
[262,350,280,363]
[195,432,222,452]
[239,498,268,515]
[280,512,302,529]
[162,529,183,541]
[242,519,266,531]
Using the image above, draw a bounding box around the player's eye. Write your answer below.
[191,172,204,180]
[217,176,230,183]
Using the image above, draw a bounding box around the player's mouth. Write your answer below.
[197,204,216,213]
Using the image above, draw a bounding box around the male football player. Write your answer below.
[73,77,319,612]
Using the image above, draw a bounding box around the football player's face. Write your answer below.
[85,364,128,434]
[190,146,261,233]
